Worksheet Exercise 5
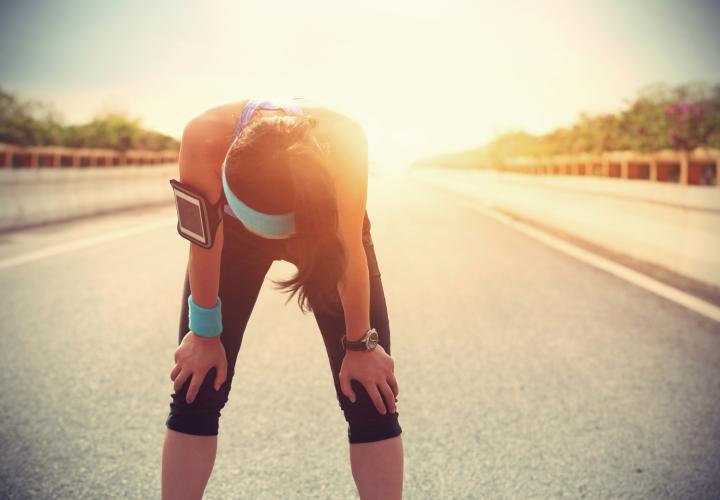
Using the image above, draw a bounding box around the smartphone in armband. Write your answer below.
[169,178,223,249]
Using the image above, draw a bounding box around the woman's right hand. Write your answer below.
[170,332,228,404]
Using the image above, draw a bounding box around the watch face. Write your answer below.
[366,329,379,349]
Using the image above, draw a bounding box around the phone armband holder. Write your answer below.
[169,179,224,249]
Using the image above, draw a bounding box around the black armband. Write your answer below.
[169,178,224,249]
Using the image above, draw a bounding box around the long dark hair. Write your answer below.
[224,113,347,316]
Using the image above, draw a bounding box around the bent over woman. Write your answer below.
[161,98,404,499]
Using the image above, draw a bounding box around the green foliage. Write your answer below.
[0,86,179,151]
[411,81,720,169]
[0,89,65,146]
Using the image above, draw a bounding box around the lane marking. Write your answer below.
[0,217,176,271]
[450,196,720,323]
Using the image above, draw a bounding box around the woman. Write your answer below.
[161,98,404,499]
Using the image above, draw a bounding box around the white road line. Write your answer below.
[0,217,176,271]
[454,197,720,323]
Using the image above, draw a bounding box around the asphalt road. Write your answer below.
[0,174,718,499]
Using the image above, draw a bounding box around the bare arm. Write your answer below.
[332,121,371,342]
[331,121,399,415]
[178,118,226,311]
[169,115,231,403]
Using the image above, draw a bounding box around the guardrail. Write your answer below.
[498,149,719,186]
[0,143,178,168]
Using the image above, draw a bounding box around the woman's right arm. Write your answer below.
[170,115,230,404]
[179,117,225,311]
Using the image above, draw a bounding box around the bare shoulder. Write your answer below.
[301,103,369,243]
[182,100,249,154]
[301,101,366,140]
[300,102,368,180]
[178,100,249,204]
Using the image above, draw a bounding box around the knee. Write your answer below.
[165,367,230,437]
[342,380,403,444]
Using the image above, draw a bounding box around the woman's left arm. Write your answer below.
[332,121,371,341]
[330,120,399,415]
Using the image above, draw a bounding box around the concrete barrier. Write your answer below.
[410,168,720,287]
[0,164,177,232]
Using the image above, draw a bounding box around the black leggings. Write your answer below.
[165,210,403,444]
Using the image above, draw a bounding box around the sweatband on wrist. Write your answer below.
[188,295,223,337]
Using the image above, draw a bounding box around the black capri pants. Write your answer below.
[165,210,402,444]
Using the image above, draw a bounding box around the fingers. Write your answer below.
[214,358,227,391]
[169,364,182,382]
[365,383,388,415]
[387,371,399,398]
[173,367,190,393]
[379,382,397,414]
[186,371,207,404]
[380,382,397,413]
[339,371,356,403]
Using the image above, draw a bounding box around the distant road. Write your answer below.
[0,175,718,499]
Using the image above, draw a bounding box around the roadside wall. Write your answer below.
[0,165,177,232]
[411,168,720,287]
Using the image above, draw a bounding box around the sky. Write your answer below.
[1,0,719,173]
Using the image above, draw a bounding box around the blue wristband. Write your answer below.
[188,295,223,337]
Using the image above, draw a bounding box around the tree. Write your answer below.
[410,80,720,169]
[0,86,179,151]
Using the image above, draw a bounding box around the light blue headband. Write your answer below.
[221,157,296,238]
[221,98,305,238]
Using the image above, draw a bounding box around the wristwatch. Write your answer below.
[341,328,379,352]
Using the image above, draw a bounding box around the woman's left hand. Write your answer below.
[339,344,399,415]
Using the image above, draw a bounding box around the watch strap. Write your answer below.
[341,328,378,351]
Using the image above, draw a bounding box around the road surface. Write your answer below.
[0,175,718,499]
